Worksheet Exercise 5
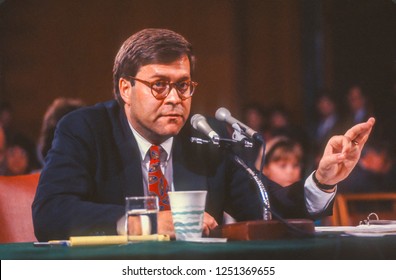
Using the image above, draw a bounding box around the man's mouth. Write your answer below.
[161,111,184,118]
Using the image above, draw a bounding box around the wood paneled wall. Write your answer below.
[0,0,303,141]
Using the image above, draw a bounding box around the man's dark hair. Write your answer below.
[113,28,195,105]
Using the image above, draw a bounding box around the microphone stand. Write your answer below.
[191,134,315,240]
[232,154,272,221]
[191,120,315,240]
[190,134,272,221]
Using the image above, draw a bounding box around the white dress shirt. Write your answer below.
[130,125,174,194]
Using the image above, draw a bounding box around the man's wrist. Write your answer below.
[313,170,336,191]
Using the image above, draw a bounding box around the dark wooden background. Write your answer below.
[1,0,395,141]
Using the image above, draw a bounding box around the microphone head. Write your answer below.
[190,114,205,129]
[215,107,231,121]
[190,113,220,142]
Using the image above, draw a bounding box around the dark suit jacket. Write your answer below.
[32,100,313,241]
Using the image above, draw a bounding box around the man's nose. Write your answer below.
[164,87,182,103]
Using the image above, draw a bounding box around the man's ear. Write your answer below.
[119,78,132,105]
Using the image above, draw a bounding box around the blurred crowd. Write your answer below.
[1,81,395,196]
[242,82,396,194]
[0,98,85,176]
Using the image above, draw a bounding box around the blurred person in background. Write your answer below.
[345,83,374,125]
[265,105,309,171]
[0,126,6,175]
[240,103,268,165]
[242,103,267,137]
[337,139,394,193]
[313,93,343,146]
[308,92,348,171]
[36,97,85,167]
[4,133,40,176]
[335,138,396,219]
[266,105,290,140]
[266,105,308,151]
[0,101,14,142]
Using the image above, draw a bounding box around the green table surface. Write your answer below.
[1,235,396,260]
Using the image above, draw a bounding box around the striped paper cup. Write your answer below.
[168,191,207,241]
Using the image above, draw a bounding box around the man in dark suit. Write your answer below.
[32,28,375,241]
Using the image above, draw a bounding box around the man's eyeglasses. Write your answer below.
[127,76,198,100]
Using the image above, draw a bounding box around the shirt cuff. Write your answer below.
[304,171,336,215]
[117,215,127,235]
[117,214,152,235]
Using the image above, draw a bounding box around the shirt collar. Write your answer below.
[128,122,173,162]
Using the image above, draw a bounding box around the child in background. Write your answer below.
[255,136,303,187]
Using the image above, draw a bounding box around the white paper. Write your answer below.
[315,224,396,237]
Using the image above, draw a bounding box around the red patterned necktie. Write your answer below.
[148,145,170,210]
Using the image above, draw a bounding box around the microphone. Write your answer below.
[215,107,263,142]
[190,114,220,143]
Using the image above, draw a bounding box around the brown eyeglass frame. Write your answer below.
[127,76,198,100]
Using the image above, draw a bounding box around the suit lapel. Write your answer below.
[172,132,207,192]
[114,107,144,197]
